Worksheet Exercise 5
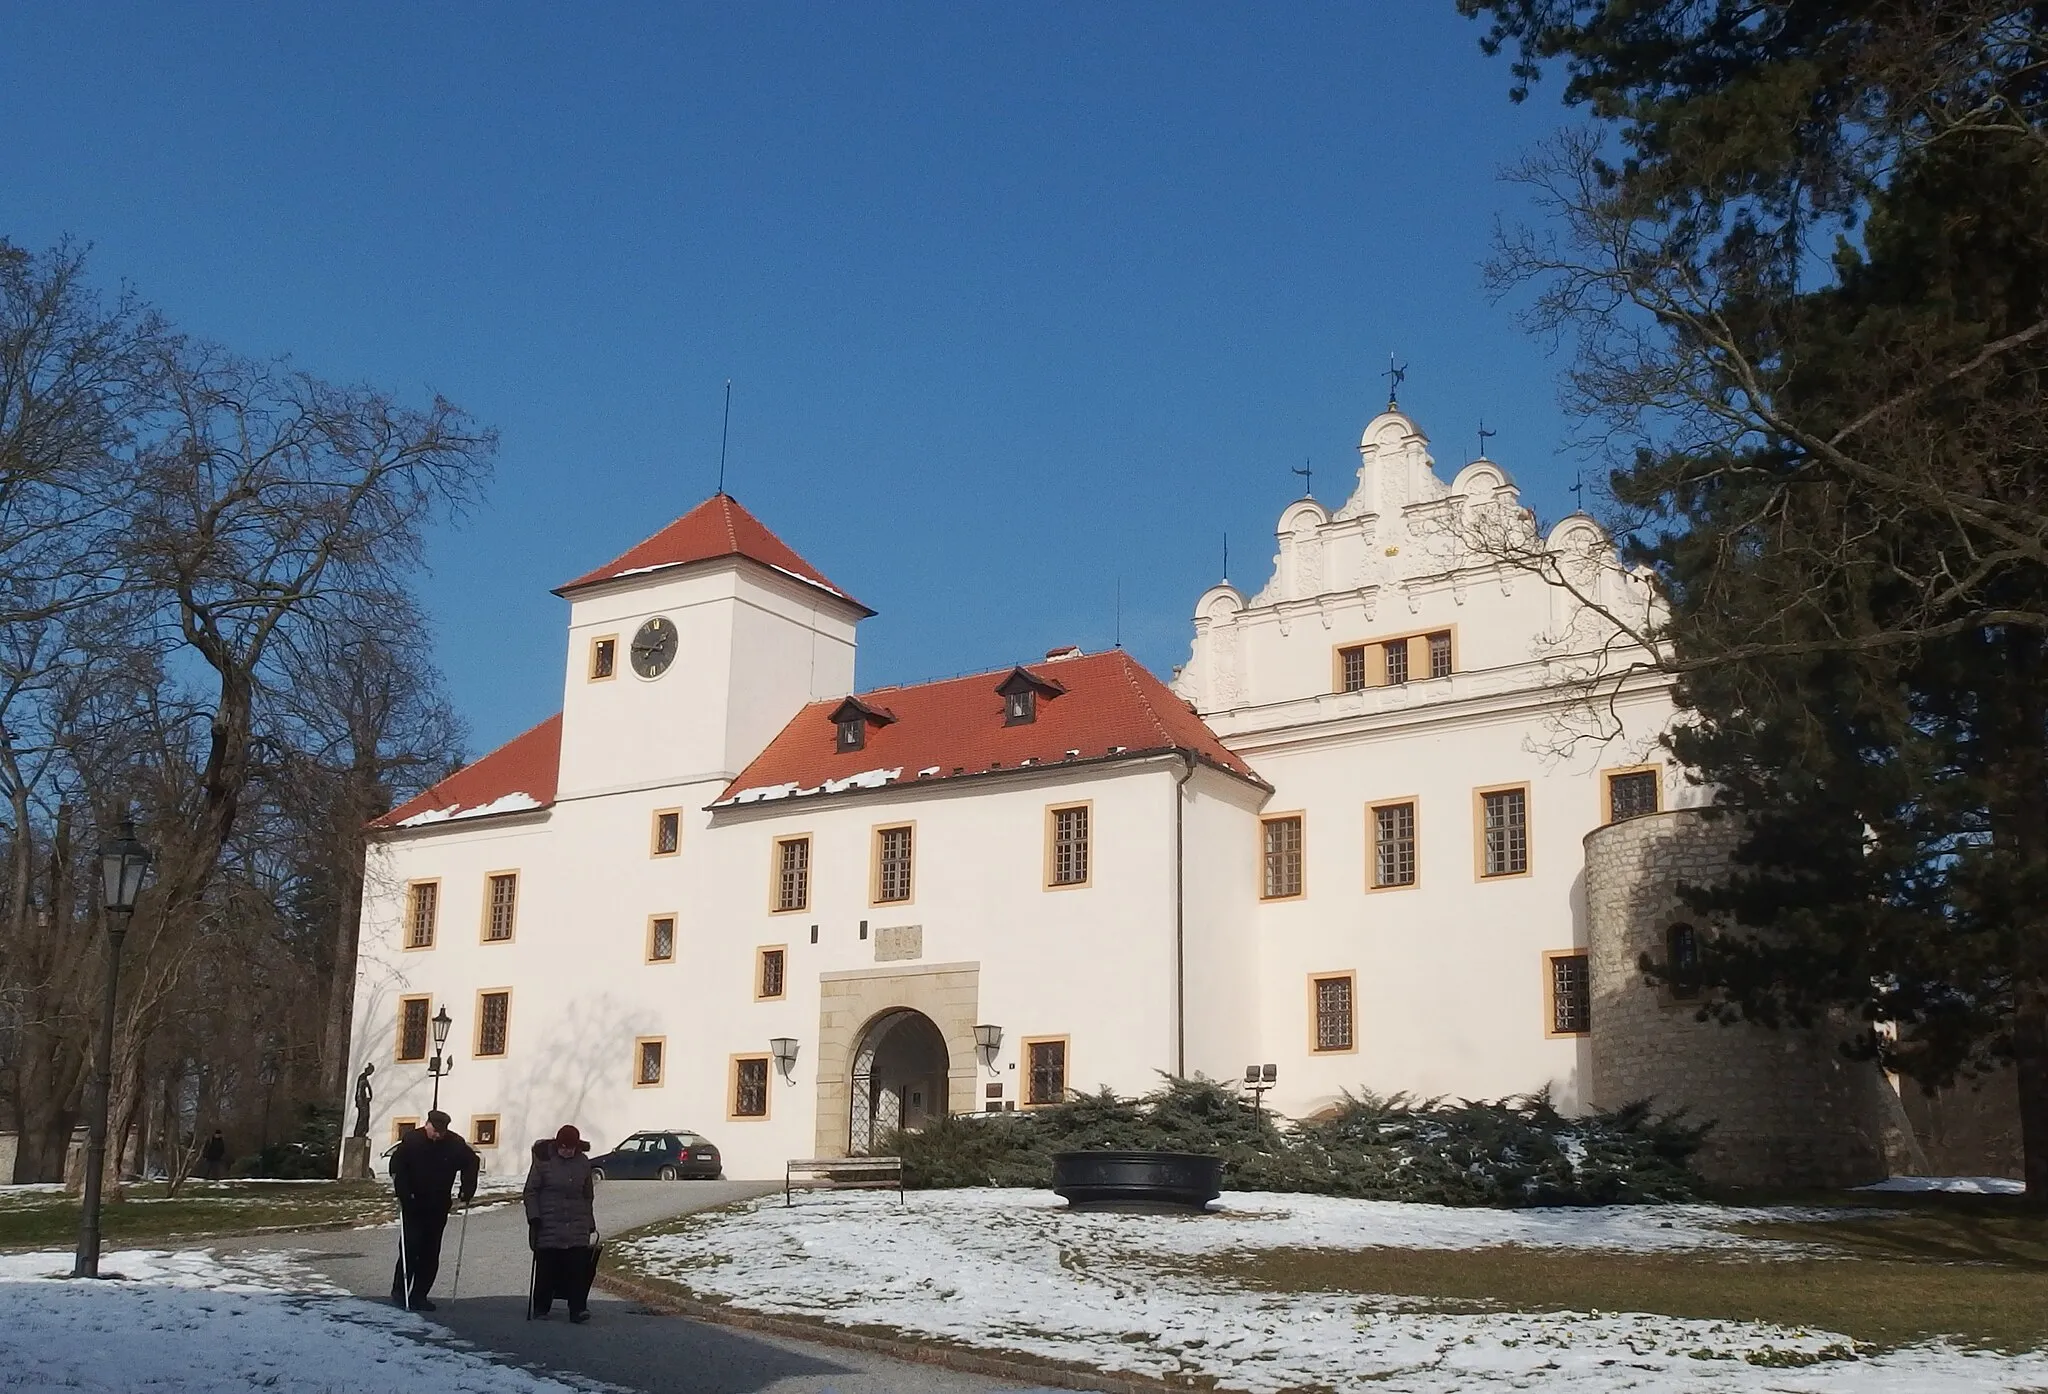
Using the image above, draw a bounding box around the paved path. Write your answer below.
[231,1179,1038,1394]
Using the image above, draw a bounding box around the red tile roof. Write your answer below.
[716,650,1264,807]
[553,493,870,612]
[372,713,563,831]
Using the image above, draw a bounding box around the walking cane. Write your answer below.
[450,1198,471,1300]
[525,1249,537,1322]
[395,1200,412,1309]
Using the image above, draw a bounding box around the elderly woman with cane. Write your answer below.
[524,1124,598,1322]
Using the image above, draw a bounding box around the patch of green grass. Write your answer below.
[1179,1200,2048,1354]
[0,1181,398,1248]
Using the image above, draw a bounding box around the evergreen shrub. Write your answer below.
[884,1077,1706,1206]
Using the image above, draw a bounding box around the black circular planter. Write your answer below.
[1051,1150,1223,1212]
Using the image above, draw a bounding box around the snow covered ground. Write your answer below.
[618,1188,2048,1394]
[0,1247,602,1393]
[1857,1175,2026,1195]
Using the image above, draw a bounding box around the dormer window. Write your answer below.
[996,666,1065,728]
[828,696,896,755]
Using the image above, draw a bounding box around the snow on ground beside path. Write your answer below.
[1858,1175,2026,1195]
[620,1189,2048,1394]
[0,1247,603,1393]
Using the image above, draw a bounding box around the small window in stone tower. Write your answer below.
[1548,952,1591,1035]
[1382,639,1410,685]
[1607,769,1660,824]
[1338,645,1367,693]
[1667,923,1701,999]
[589,636,616,681]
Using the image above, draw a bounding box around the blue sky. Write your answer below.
[3,5,1585,758]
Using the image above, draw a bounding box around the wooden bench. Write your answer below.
[784,1155,904,1207]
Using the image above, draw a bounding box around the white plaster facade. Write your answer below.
[345,407,1691,1181]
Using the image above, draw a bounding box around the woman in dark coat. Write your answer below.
[524,1124,597,1321]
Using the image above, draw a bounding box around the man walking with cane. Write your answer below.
[389,1110,478,1311]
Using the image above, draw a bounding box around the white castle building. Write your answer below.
[345,406,1734,1181]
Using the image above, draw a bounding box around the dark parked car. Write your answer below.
[589,1130,722,1181]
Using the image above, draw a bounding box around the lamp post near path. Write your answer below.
[73,818,152,1279]
[427,1006,454,1113]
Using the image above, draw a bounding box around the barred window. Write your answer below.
[757,947,786,1000]
[1550,953,1591,1034]
[397,997,430,1062]
[1372,802,1417,888]
[637,1038,665,1086]
[1428,631,1453,679]
[1312,975,1354,1052]
[1338,645,1368,693]
[1261,815,1304,899]
[876,826,913,903]
[406,882,438,949]
[471,1116,499,1147]
[589,636,616,680]
[647,916,676,962]
[485,873,517,941]
[1050,806,1090,886]
[1481,788,1529,877]
[733,1056,769,1116]
[653,810,681,856]
[476,991,510,1057]
[776,837,810,911]
[1607,770,1660,823]
[1382,639,1409,685]
[1026,1039,1067,1105]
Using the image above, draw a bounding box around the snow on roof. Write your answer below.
[553,493,870,612]
[372,714,562,831]
[714,650,1263,809]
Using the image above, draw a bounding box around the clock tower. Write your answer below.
[550,494,869,802]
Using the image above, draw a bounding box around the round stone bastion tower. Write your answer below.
[1584,808,1913,1188]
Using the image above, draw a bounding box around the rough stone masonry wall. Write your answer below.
[1584,809,1903,1189]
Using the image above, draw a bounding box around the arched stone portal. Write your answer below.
[848,1008,950,1155]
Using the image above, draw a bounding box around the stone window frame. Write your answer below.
[1021,1035,1070,1106]
[1259,812,1307,901]
[588,634,619,682]
[479,869,519,944]
[473,987,513,1058]
[651,808,682,858]
[870,821,915,906]
[1474,783,1533,880]
[634,1036,666,1088]
[729,1053,772,1120]
[1330,626,1457,692]
[403,879,440,950]
[1044,802,1092,890]
[772,834,813,913]
[755,944,788,1002]
[1602,763,1663,826]
[394,994,431,1062]
[1307,971,1358,1054]
[470,1115,500,1148]
[1366,796,1420,891]
[1543,949,1592,1037]
[646,912,678,964]
[391,1116,419,1143]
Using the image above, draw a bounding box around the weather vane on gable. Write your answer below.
[1382,355,1407,410]
[1477,419,1496,461]
[1291,457,1313,498]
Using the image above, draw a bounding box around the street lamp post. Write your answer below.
[427,1006,454,1113]
[73,818,152,1279]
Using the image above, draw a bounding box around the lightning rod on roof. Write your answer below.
[716,379,732,496]
[1222,532,1229,584]
[1115,576,1123,650]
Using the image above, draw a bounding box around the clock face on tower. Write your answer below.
[630,617,678,678]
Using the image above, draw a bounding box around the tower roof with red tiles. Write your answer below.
[553,493,870,613]
[716,648,1264,808]
[372,713,563,831]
